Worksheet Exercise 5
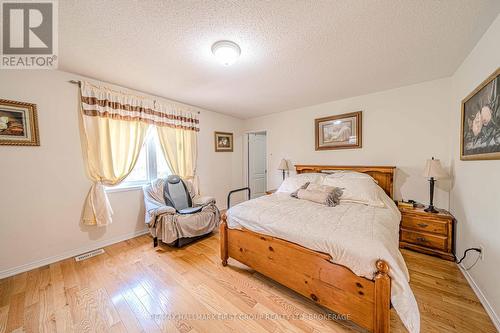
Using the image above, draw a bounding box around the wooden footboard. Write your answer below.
[220,214,391,333]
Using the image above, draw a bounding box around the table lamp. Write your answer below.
[423,157,448,213]
[278,159,290,181]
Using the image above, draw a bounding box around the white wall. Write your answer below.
[450,13,500,326]
[241,14,500,326]
[1,17,499,327]
[0,69,244,277]
[243,78,453,208]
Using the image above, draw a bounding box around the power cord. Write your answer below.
[456,247,482,271]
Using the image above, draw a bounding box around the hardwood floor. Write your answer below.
[0,233,496,333]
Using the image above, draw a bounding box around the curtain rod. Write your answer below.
[68,80,200,114]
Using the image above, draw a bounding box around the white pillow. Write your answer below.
[322,177,385,207]
[277,173,325,193]
[323,170,377,183]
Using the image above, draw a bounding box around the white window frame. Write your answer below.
[106,128,166,193]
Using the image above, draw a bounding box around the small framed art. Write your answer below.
[0,99,40,146]
[214,131,233,152]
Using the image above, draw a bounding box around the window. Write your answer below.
[108,127,170,191]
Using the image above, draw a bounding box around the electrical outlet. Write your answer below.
[479,245,484,260]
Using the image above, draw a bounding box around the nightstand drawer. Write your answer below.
[400,229,448,251]
[401,215,447,235]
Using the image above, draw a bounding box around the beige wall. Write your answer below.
[243,78,453,209]
[450,13,500,326]
[0,69,244,277]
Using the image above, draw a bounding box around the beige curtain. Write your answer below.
[155,103,199,194]
[80,82,152,226]
[79,81,200,226]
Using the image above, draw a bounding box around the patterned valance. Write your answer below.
[80,81,199,131]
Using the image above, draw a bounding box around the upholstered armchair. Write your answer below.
[143,175,220,247]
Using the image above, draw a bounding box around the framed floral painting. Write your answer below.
[461,68,500,160]
[0,99,40,146]
[315,111,362,150]
[214,131,233,152]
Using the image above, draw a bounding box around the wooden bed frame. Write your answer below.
[220,165,396,333]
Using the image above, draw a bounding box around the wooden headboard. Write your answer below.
[295,165,396,199]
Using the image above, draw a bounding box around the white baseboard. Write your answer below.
[0,229,149,280]
[459,264,500,331]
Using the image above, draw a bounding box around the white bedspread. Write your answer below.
[226,190,419,333]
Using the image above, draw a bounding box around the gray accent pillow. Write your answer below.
[326,187,344,206]
[291,182,343,207]
[290,182,310,198]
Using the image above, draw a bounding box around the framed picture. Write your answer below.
[214,131,233,152]
[315,111,362,150]
[0,99,40,146]
[461,68,500,160]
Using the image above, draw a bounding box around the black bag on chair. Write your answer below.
[163,175,203,215]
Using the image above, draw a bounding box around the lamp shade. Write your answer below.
[423,158,448,179]
[277,158,289,171]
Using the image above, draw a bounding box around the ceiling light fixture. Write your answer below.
[211,40,241,66]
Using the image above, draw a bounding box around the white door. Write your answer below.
[248,132,267,198]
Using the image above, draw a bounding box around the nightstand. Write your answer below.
[398,206,456,261]
[265,189,277,195]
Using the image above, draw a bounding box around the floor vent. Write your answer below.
[75,248,105,262]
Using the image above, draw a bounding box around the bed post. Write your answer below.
[220,213,228,266]
[374,259,391,333]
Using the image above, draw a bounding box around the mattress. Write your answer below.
[226,188,419,333]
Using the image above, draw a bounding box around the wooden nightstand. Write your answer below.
[265,189,277,195]
[398,206,456,261]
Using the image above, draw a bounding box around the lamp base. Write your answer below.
[425,177,438,214]
[424,205,439,214]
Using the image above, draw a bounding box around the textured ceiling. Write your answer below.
[59,0,500,118]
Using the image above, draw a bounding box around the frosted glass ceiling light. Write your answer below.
[211,40,241,66]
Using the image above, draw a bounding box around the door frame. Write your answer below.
[243,130,268,194]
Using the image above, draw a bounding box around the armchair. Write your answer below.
[143,175,220,247]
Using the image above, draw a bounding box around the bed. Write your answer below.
[220,165,419,333]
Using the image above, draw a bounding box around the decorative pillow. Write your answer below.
[291,182,343,207]
[277,173,325,193]
[290,182,310,198]
[322,177,385,207]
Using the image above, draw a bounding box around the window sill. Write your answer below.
[105,184,145,193]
